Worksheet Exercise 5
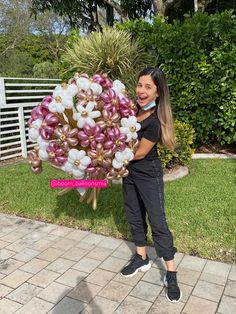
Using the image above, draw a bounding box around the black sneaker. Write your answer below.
[120,253,151,277]
[164,271,182,302]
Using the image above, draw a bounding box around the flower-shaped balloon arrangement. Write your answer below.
[28,73,140,209]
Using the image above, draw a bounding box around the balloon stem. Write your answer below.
[86,189,94,204]
[92,188,97,210]
[57,188,72,196]
[79,189,89,202]
[64,109,77,128]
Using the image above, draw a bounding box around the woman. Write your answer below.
[120,67,182,303]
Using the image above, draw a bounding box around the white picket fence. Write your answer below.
[0,77,61,161]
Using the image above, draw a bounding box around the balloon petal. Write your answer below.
[112,159,122,169]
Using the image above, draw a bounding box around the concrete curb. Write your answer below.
[112,151,236,185]
[163,166,189,182]
[192,153,236,159]
[112,166,189,184]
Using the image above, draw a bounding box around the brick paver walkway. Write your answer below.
[0,213,235,314]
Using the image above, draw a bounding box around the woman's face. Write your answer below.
[136,74,158,108]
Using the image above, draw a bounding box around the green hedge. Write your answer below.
[118,11,236,145]
[158,120,195,168]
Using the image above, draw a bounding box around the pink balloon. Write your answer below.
[39,128,50,140]
[27,117,34,126]
[42,96,53,107]
[45,113,59,126]
[104,141,113,149]
[78,132,88,140]
[36,104,49,117]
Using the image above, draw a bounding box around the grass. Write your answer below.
[0,159,235,263]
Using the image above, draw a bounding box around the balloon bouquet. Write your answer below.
[28,73,141,209]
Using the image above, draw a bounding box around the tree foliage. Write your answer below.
[152,0,235,18]
[118,10,236,145]
[31,0,104,31]
[31,0,154,30]
[0,0,69,77]
[0,34,62,77]
[33,61,60,78]
[30,0,236,31]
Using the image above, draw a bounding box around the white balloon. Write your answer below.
[76,77,91,91]
[68,84,79,97]
[62,96,74,109]
[37,136,48,149]
[39,149,48,161]
[32,118,43,129]
[29,128,39,142]
[90,82,103,95]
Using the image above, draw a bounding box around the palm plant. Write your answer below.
[61,27,153,95]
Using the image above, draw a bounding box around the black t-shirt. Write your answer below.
[137,114,161,160]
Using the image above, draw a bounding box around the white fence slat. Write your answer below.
[0,78,6,106]
[5,83,59,87]
[6,95,52,100]
[0,103,41,109]
[6,89,54,93]
[0,135,21,141]
[18,107,27,158]
[0,122,19,128]
[0,129,20,135]
[0,110,19,115]
[10,102,40,106]
[3,77,61,81]
[0,117,19,122]
[1,146,22,154]
[0,140,21,148]
[0,152,22,160]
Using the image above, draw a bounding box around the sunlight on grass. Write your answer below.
[0,159,235,262]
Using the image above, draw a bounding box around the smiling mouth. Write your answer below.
[138,96,147,102]
[137,97,148,105]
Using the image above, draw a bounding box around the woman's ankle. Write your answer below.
[136,246,147,260]
[165,259,176,271]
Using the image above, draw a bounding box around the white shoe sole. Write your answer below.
[120,262,151,278]
[163,275,182,303]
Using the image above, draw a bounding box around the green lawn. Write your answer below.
[0,159,235,263]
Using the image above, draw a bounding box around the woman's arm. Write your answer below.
[133,138,156,160]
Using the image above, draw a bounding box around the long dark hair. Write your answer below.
[138,67,175,150]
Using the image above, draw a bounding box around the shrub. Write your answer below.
[61,27,152,94]
[157,120,195,168]
[33,61,60,78]
[118,11,236,145]
[0,51,34,77]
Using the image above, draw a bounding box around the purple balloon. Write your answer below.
[39,129,50,140]
[36,105,49,118]
[78,132,88,140]
[45,113,59,126]
[42,96,53,107]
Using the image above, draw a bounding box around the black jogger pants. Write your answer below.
[122,158,176,261]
